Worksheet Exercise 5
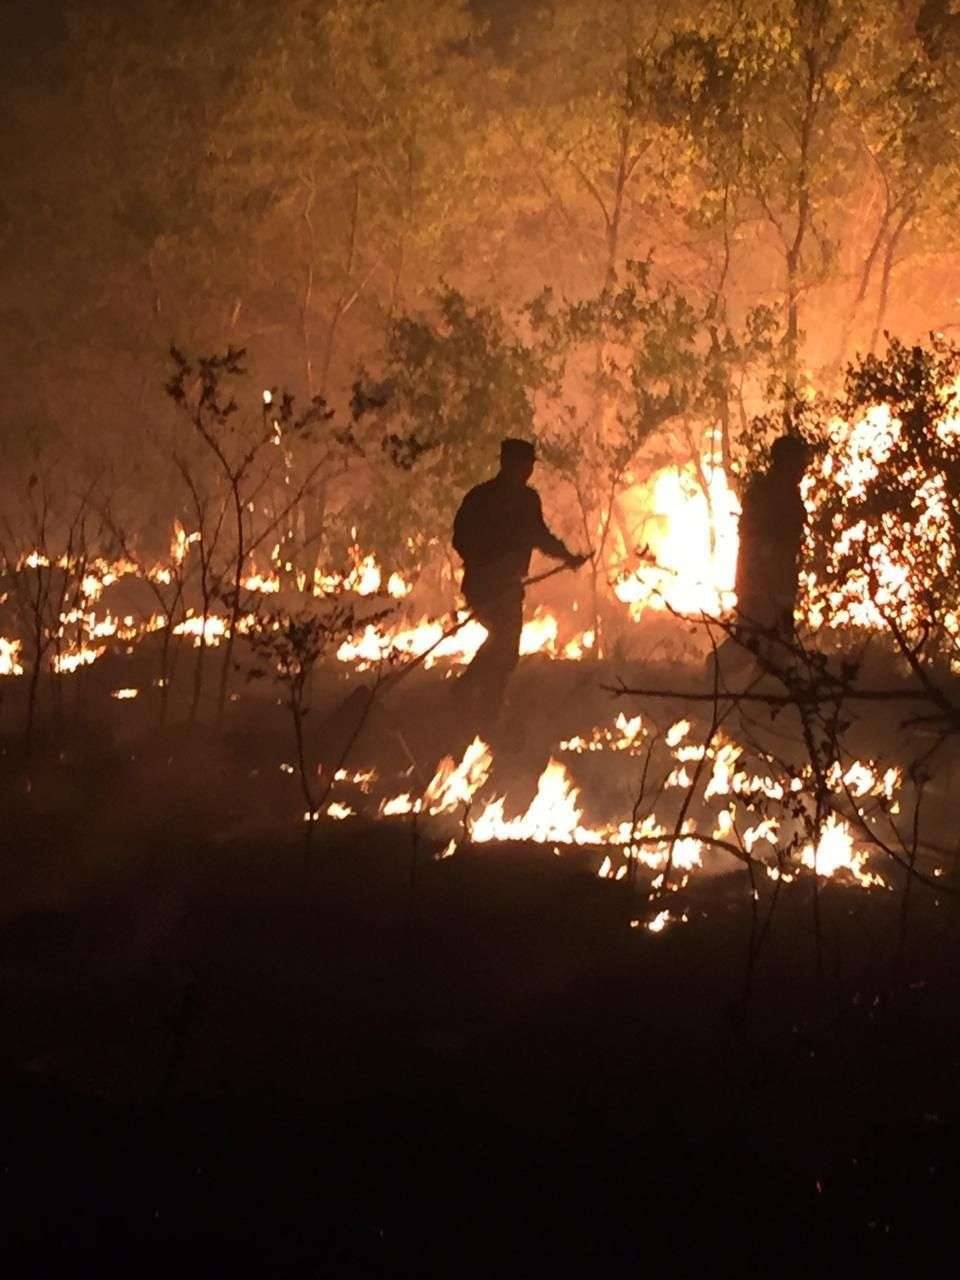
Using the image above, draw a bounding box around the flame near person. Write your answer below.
[614,442,740,618]
[0,445,744,688]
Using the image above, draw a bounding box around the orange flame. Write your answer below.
[614,460,740,618]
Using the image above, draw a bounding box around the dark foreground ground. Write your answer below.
[2,815,959,1274]
[2,651,960,1272]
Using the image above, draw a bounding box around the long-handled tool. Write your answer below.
[382,559,575,693]
[317,559,579,765]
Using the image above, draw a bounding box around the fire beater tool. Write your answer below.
[318,559,583,769]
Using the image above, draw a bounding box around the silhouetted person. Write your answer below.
[734,434,811,657]
[453,438,587,721]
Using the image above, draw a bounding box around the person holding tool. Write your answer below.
[453,437,589,721]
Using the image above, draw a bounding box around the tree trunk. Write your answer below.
[835,203,891,369]
[190,559,213,725]
[25,650,41,754]
[870,208,912,353]
[782,43,819,416]
[216,486,247,724]
[158,624,173,727]
[190,629,207,725]
[301,258,315,396]
[301,182,317,395]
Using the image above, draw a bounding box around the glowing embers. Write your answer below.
[633,909,689,934]
[613,459,740,618]
[303,800,357,822]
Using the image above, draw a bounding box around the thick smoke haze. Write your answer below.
[3,0,960,560]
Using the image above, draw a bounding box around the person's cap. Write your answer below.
[500,437,536,466]
[771,434,811,467]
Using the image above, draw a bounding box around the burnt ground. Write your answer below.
[1,650,960,1272]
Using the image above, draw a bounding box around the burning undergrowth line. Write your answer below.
[0,547,594,678]
[0,454,743,684]
[308,715,901,899]
[334,608,595,670]
[6,398,958,687]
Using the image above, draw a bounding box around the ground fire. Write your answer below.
[0,425,927,918]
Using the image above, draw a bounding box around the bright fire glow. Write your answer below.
[614,457,740,617]
[326,801,355,821]
[368,726,891,900]
[53,646,105,674]
[801,814,885,888]
[560,711,643,754]
[315,550,410,599]
[173,614,228,646]
[243,568,281,594]
[0,462,738,689]
[0,637,24,676]
[470,759,595,845]
[0,466,913,909]
[802,391,960,643]
[336,606,591,671]
[423,736,493,814]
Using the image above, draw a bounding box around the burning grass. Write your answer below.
[324,709,904,903]
[0,438,740,697]
[4,346,960,928]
